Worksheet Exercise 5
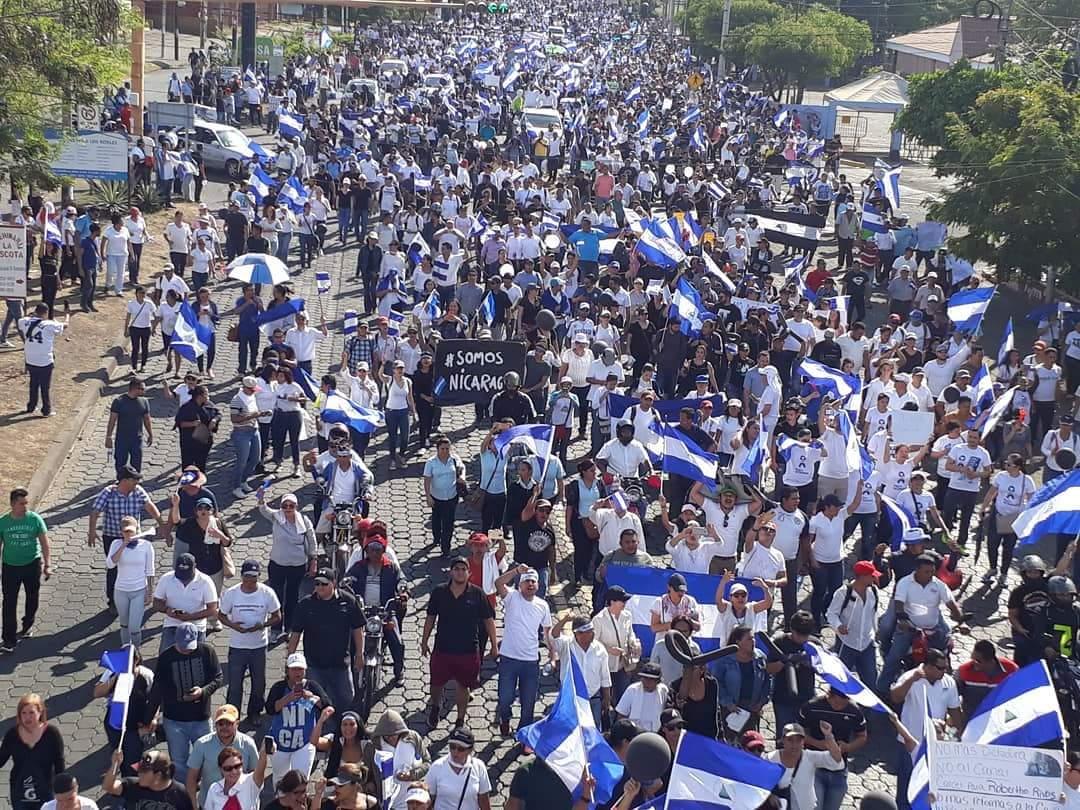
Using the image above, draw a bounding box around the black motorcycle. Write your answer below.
[349,584,408,721]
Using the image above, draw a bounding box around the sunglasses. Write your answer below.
[221,762,243,773]
[315,580,334,587]
[281,503,296,510]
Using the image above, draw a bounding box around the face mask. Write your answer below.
[175,566,194,584]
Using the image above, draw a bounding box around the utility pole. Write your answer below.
[717,0,732,80]
[161,0,167,58]
[174,0,182,61]
[995,0,1013,69]
[200,0,208,49]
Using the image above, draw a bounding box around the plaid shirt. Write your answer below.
[344,335,377,373]
[92,484,151,536]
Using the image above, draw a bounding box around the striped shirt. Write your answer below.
[92,484,151,536]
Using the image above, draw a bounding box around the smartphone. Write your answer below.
[689,525,707,541]
[263,736,276,755]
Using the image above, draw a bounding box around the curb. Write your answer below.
[29,346,124,506]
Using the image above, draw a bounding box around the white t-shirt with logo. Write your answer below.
[782,442,823,487]
[19,318,65,366]
[945,444,991,492]
[219,582,281,649]
[772,508,807,560]
[991,470,1035,516]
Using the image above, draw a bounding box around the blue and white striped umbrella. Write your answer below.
[226,253,290,285]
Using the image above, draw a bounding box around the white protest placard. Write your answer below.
[889,410,935,447]
[931,740,1063,810]
[0,226,28,299]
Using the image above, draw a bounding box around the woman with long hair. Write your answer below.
[203,743,270,810]
[716,399,746,469]
[731,419,763,486]
[271,367,307,477]
[0,693,65,809]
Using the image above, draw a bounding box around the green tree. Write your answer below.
[683,0,782,65]
[927,82,1080,289]
[742,7,873,101]
[0,0,134,192]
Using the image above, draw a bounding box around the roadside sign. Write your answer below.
[688,72,704,90]
[46,130,129,182]
[0,227,28,300]
[76,104,100,132]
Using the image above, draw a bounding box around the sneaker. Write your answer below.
[981,571,995,585]
[499,719,511,737]
[16,626,32,639]
[0,643,13,654]
[291,464,300,478]
[0,340,13,348]
[232,487,247,499]
[241,483,254,494]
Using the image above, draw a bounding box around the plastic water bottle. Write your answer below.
[258,477,273,495]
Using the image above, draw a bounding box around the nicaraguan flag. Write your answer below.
[603,565,763,655]
[516,654,624,805]
[795,358,861,402]
[502,64,523,91]
[386,310,404,337]
[413,176,432,192]
[171,301,213,362]
[671,212,703,249]
[658,423,718,485]
[636,109,650,135]
[256,298,305,336]
[785,257,817,304]
[707,180,729,201]
[316,270,331,295]
[680,105,701,128]
[946,254,976,285]
[100,646,136,731]
[608,393,726,426]
[243,66,257,85]
[625,83,642,104]
[407,233,432,267]
[752,208,824,251]
[424,293,443,321]
[249,140,271,165]
[280,176,309,213]
[248,165,274,204]
[861,202,886,234]
[834,410,863,477]
[44,219,62,247]
[321,391,385,434]
[882,494,916,551]
[637,227,686,269]
[962,660,1065,747]
[667,732,784,809]
[702,252,736,293]
[998,317,1014,368]
[278,111,305,140]
[478,291,496,325]
[631,38,648,53]
[342,309,358,336]
[540,211,561,233]
[981,385,1017,439]
[804,641,888,713]
[669,277,709,336]
[908,693,934,810]
[947,286,994,333]
[295,366,320,401]
[691,126,706,153]
[773,108,789,129]
[469,214,488,238]
[318,27,333,49]
[878,164,902,212]
[970,365,995,415]
[1014,469,1080,544]
[494,424,554,477]
[740,429,766,481]
[373,750,398,809]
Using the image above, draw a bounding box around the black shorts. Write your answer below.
[797,481,819,506]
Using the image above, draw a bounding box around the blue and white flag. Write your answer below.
[478,291,496,325]
[882,494,916,551]
[804,641,888,713]
[294,366,320,402]
[516,654,624,805]
[740,429,767,482]
[691,126,706,153]
[680,105,701,128]
[247,165,274,204]
[669,277,710,336]
[424,293,443,321]
[773,108,789,129]
[243,66,258,85]
[658,423,719,485]
[701,252,736,294]
[386,309,404,337]
[861,202,886,234]
[342,309,358,336]
[962,661,1064,747]
[494,424,554,477]
[1014,468,1080,544]
[256,298,305,336]
[981,385,1017,439]
[278,111,305,141]
[666,732,784,810]
[373,750,398,810]
[636,109,650,135]
[100,646,136,731]
[44,219,62,247]
[321,391,385,434]
[970,365,995,414]
[908,693,934,810]
[637,227,686,269]
[625,83,642,104]
[795,358,861,403]
[407,233,432,267]
[279,176,309,213]
[604,566,762,655]
[469,214,489,238]
[540,211,561,233]
[878,163,902,212]
[502,64,523,91]
[631,38,648,54]
[947,286,994,333]
[171,301,213,362]
[315,270,331,295]
[997,316,1014,368]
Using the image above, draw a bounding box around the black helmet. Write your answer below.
[1048,575,1077,602]
[1019,555,1048,576]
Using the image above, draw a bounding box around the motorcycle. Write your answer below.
[1048,654,1080,743]
[315,475,372,579]
[348,584,408,721]
[601,473,662,518]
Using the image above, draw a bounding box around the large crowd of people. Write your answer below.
[1,0,1078,808]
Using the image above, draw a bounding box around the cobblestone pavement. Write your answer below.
[0,226,1053,808]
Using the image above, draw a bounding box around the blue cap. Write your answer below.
[695,374,709,384]
[176,622,199,651]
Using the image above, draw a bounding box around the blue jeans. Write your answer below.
[114,434,143,478]
[845,512,879,560]
[811,561,844,625]
[385,408,410,456]
[836,640,878,692]
[276,233,292,265]
[338,206,351,240]
[81,266,98,309]
[307,665,354,713]
[227,646,267,719]
[163,717,211,782]
[351,207,368,242]
[232,429,261,489]
[497,656,540,728]
[896,740,914,810]
[114,587,146,647]
[1,299,23,342]
[877,614,950,694]
[772,701,801,746]
[815,765,848,810]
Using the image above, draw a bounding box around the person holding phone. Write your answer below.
[229,376,270,499]
[265,653,331,779]
[202,741,270,810]
[105,516,154,647]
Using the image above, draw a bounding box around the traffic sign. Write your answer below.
[687,72,704,90]
[76,104,100,132]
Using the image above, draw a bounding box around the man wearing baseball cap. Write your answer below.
[826,560,883,690]
[218,559,282,722]
[185,703,258,808]
[228,375,266,498]
[493,564,555,737]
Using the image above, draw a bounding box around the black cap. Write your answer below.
[240,559,261,577]
[660,708,685,728]
[118,464,143,481]
[175,553,195,571]
[448,726,475,747]
[314,568,335,584]
[449,555,470,569]
[607,718,641,747]
[605,585,630,604]
[668,573,688,593]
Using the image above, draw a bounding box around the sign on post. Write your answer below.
[255,36,285,77]
[931,741,1064,810]
[0,227,28,299]
[433,339,526,405]
[46,131,129,182]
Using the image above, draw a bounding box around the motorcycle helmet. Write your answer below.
[1020,555,1048,577]
[503,371,520,390]
[1048,575,1077,606]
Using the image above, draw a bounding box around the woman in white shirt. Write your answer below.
[385,360,417,470]
[101,213,130,296]
[591,588,640,703]
[981,454,1036,584]
[275,205,296,266]
[259,202,280,260]
[426,727,492,810]
[758,366,783,435]
[271,367,307,477]
[123,286,158,372]
[731,419,763,485]
[106,516,155,647]
[203,743,269,810]
[717,399,745,468]
[189,234,215,291]
[123,206,147,286]
[159,289,182,376]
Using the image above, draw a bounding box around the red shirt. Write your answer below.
[806,268,830,292]
[957,657,1018,686]
[467,557,497,608]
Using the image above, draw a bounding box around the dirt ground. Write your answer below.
[0,202,202,491]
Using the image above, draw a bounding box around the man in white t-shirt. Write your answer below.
[494,565,554,737]
[19,303,68,418]
[218,559,282,721]
[163,210,193,277]
[615,661,668,731]
[152,552,219,653]
[284,311,328,375]
[41,773,99,810]
[943,429,992,548]
[690,482,763,571]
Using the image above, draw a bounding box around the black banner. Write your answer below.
[433,340,526,406]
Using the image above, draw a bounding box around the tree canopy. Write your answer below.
[926,82,1080,289]
[682,0,782,66]
[0,0,134,191]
